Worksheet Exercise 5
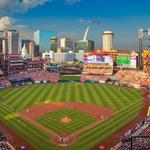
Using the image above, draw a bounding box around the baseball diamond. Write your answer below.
[0,83,144,150]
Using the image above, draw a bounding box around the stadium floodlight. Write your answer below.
[148,28,150,37]
[138,29,144,40]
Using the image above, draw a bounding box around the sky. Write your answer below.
[0,0,150,50]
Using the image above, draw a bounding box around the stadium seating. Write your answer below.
[112,116,150,150]
[113,70,150,87]
[0,78,11,88]
[0,142,12,150]
[7,70,60,83]
[81,74,110,83]
[0,131,14,150]
[82,63,113,75]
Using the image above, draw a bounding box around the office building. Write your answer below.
[102,31,114,51]
[60,38,74,50]
[75,40,94,52]
[57,47,72,53]
[6,30,19,54]
[51,37,57,52]
[2,38,8,55]
[54,53,76,63]
[28,41,35,58]
[0,38,3,53]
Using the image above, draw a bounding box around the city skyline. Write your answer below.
[0,0,150,50]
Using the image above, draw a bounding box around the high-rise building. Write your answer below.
[34,30,57,53]
[75,40,94,52]
[7,30,19,54]
[60,38,74,50]
[51,37,57,52]
[28,41,35,58]
[0,38,3,53]
[102,31,114,51]
[2,38,8,55]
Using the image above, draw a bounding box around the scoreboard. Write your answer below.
[84,54,113,66]
[116,54,137,68]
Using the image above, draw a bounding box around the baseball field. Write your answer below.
[0,83,143,150]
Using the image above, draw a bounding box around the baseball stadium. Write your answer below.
[0,53,150,150]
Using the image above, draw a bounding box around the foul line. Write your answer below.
[20,114,58,137]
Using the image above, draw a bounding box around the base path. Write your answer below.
[20,102,115,146]
[92,90,150,150]
[20,102,115,121]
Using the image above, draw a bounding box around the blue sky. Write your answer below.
[0,0,150,50]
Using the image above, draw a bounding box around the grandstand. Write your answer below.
[0,78,11,88]
[7,55,25,75]
[81,74,110,83]
[81,53,113,83]
[82,63,113,75]
[60,64,82,74]
[7,70,60,86]
[0,131,15,150]
[113,70,150,88]
[112,116,150,150]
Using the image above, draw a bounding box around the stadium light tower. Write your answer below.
[138,28,150,69]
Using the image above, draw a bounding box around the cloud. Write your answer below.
[15,24,28,28]
[0,16,14,30]
[65,0,80,5]
[0,0,53,13]
[80,19,101,24]
[0,16,28,31]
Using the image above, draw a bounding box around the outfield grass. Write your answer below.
[60,75,81,81]
[36,108,96,134]
[0,83,143,150]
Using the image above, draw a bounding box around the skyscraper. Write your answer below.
[7,30,19,54]
[75,40,94,52]
[60,38,74,50]
[51,37,57,52]
[34,30,57,53]
[2,38,8,55]
[0,38,3,53]
[28,41,35,58]
[102,31,114,51]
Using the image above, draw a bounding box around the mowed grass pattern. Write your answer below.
[36,108,96,134]
[0,83,143,150]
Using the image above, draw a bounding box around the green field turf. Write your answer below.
[0,83,143,150]
[36,108,96,134]
[60,75,81,81]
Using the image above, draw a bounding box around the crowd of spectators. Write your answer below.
[114,70,150,87]
[0,78,11,88]
[0,131,13,150]
[112,116,150,150]
[82,64,113,75]
[81,74,110,83]
[7,70,60,83]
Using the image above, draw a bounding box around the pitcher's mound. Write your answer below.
[60,117,72,123]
